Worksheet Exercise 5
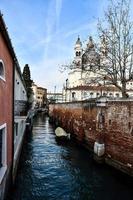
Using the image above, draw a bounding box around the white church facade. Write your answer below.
[63,36,133,102]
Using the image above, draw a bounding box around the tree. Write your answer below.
[23,64,33,106]
[96,0,133,98]
[23,64,32,88]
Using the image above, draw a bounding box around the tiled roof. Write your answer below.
[67,85,120,92]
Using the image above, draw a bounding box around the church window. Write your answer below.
[90,92,93,97]
[97,93,100,97]
[98,65,100,70]
[90,65,92,70]
[76,52,79,56]
[72,92,76,100]
[103,92,107,96]
[116,93,119,97]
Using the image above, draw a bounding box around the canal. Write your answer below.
[9,113,133,200]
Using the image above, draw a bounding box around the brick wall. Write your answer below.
[49,99,133,176]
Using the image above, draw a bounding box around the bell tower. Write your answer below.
[74,36,82,67]
[100,34,108,65]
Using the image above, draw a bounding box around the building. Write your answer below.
[47,92,63,103]
[0,13,14,200]
[32,82,38,108]
[32,83,47,108]
[13,62,28,181]
[63,36,133,102]
[0,13,29,199]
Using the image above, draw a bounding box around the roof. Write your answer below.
[75,36,82,46]
[66,85,133,92]
[66,85,121,92]
[47,92,62,95]
[37,86,47,91]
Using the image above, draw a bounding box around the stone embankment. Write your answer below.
[49,98,133,176]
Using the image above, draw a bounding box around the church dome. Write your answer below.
[87,36,94,49]
[82,36,100,68]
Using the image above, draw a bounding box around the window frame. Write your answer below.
[0,123,7,184]
[0,59,6,82]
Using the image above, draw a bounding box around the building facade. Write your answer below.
[13,63,28,181]
[47,92,63,103]
[0,13,29,199]
[0,14,14,200]
[64,36,133,102]
[32,83,47,108]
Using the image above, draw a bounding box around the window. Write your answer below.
[103,92,107,96]
[0,124,6,169]
[90,92,93,97]
[97,93,100,97]
[0,60,5,81]
[116,93,119,97]
[76,51,81,56]
[109,93,113,97]
[76,52,79,56]
[0,124,7,183]
[72,92,76,100]
[84,92,87,98]
[14,122,18,137]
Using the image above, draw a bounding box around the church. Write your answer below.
[63,36,133,102]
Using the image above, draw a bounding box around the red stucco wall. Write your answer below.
[0,33,13,166]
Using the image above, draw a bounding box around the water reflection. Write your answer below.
[9,113,133,200]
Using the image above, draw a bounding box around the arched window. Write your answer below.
[103,92,107,96]
[109,93,113,97]
[72,92,76,100]
[97,92,100,97]
[0,60,5,81]
[90,92,93,97]
[76,52,79,56]
[116,93,119,98]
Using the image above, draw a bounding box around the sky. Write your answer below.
[0,0,124,92]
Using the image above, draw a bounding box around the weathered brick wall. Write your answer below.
[49,99,133,175]
[105,101,133,167]
[49,101,103,147]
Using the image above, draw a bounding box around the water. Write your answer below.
[9,113,133,200]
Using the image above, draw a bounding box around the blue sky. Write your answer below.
[0,0,117,91]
